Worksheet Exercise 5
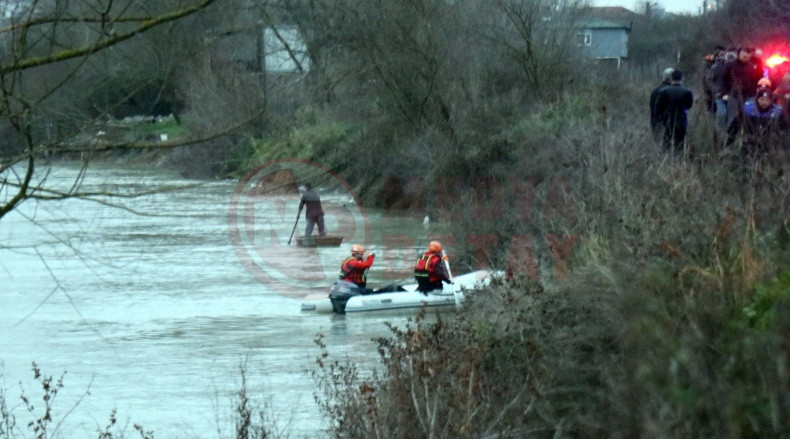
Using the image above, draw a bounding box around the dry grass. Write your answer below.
[313,83,790,438]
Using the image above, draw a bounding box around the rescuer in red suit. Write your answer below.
[413,241,451,293]
[339,244,375,289]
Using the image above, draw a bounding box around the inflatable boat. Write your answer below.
[299,270,493,314]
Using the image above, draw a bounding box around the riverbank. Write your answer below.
[310,91,790,436]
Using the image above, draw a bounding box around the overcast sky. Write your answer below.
[593,0,703,15]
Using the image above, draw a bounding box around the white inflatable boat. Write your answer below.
[300,270,493,314]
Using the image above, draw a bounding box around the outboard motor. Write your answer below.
[329,281,361,314]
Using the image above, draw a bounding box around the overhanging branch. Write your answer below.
[0,0,218,75]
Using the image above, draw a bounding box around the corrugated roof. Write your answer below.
[587,6,639,22]
[576,17,630,29]
[581,6,638,29]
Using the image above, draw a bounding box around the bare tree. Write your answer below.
[0,0,218,221]
[488,0,589,96]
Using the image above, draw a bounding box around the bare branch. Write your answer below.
[0,0,218,75]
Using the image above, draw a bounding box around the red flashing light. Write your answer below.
[766,54,789,68]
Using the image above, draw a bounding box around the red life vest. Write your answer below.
[414,252,442,283]
[340,256,367,287]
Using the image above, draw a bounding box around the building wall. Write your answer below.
[578,28,628,59]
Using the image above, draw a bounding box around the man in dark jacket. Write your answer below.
[655,69,694,152]
[702,46,725,114]
[650,67,674,139]
[709,48,738,129]
[299,183,325,237]
[721,47,763,144]
[707,53,729,128]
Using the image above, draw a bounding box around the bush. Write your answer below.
[312,79,790,438]
[0,363,155,439]
[743,270,790,329]
[0,363,281,439]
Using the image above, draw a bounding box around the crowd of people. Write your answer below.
[650,46,790,167]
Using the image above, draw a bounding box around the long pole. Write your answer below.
[287,205,302,245]
[442,249,453,283]
[444,249,461,307]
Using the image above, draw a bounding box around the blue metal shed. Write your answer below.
[575,17,630,68]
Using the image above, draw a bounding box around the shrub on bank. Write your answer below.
[0,363,280,439]
[314,250,789,438]
[313,81,790,437]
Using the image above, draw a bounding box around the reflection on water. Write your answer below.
[0,162,442,438]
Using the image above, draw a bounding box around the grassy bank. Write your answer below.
[311,82,790,438]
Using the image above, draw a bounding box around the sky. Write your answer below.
[593,0,703,15]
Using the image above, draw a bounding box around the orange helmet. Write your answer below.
[427,241,442,253]
[351,244,365,256]
[757,77,772,88]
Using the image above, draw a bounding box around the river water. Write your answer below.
[0,162,438,438]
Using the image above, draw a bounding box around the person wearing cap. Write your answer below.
[757,77,772,89]
[654,69,694,152]
[299,183,325,237]
[413,241,451,293]
[339,244,375,289]
[742,86,784,165]
[650,67,674,139]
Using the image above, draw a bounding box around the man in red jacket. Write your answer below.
[413,241,451,293]
[339,244,375,289]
